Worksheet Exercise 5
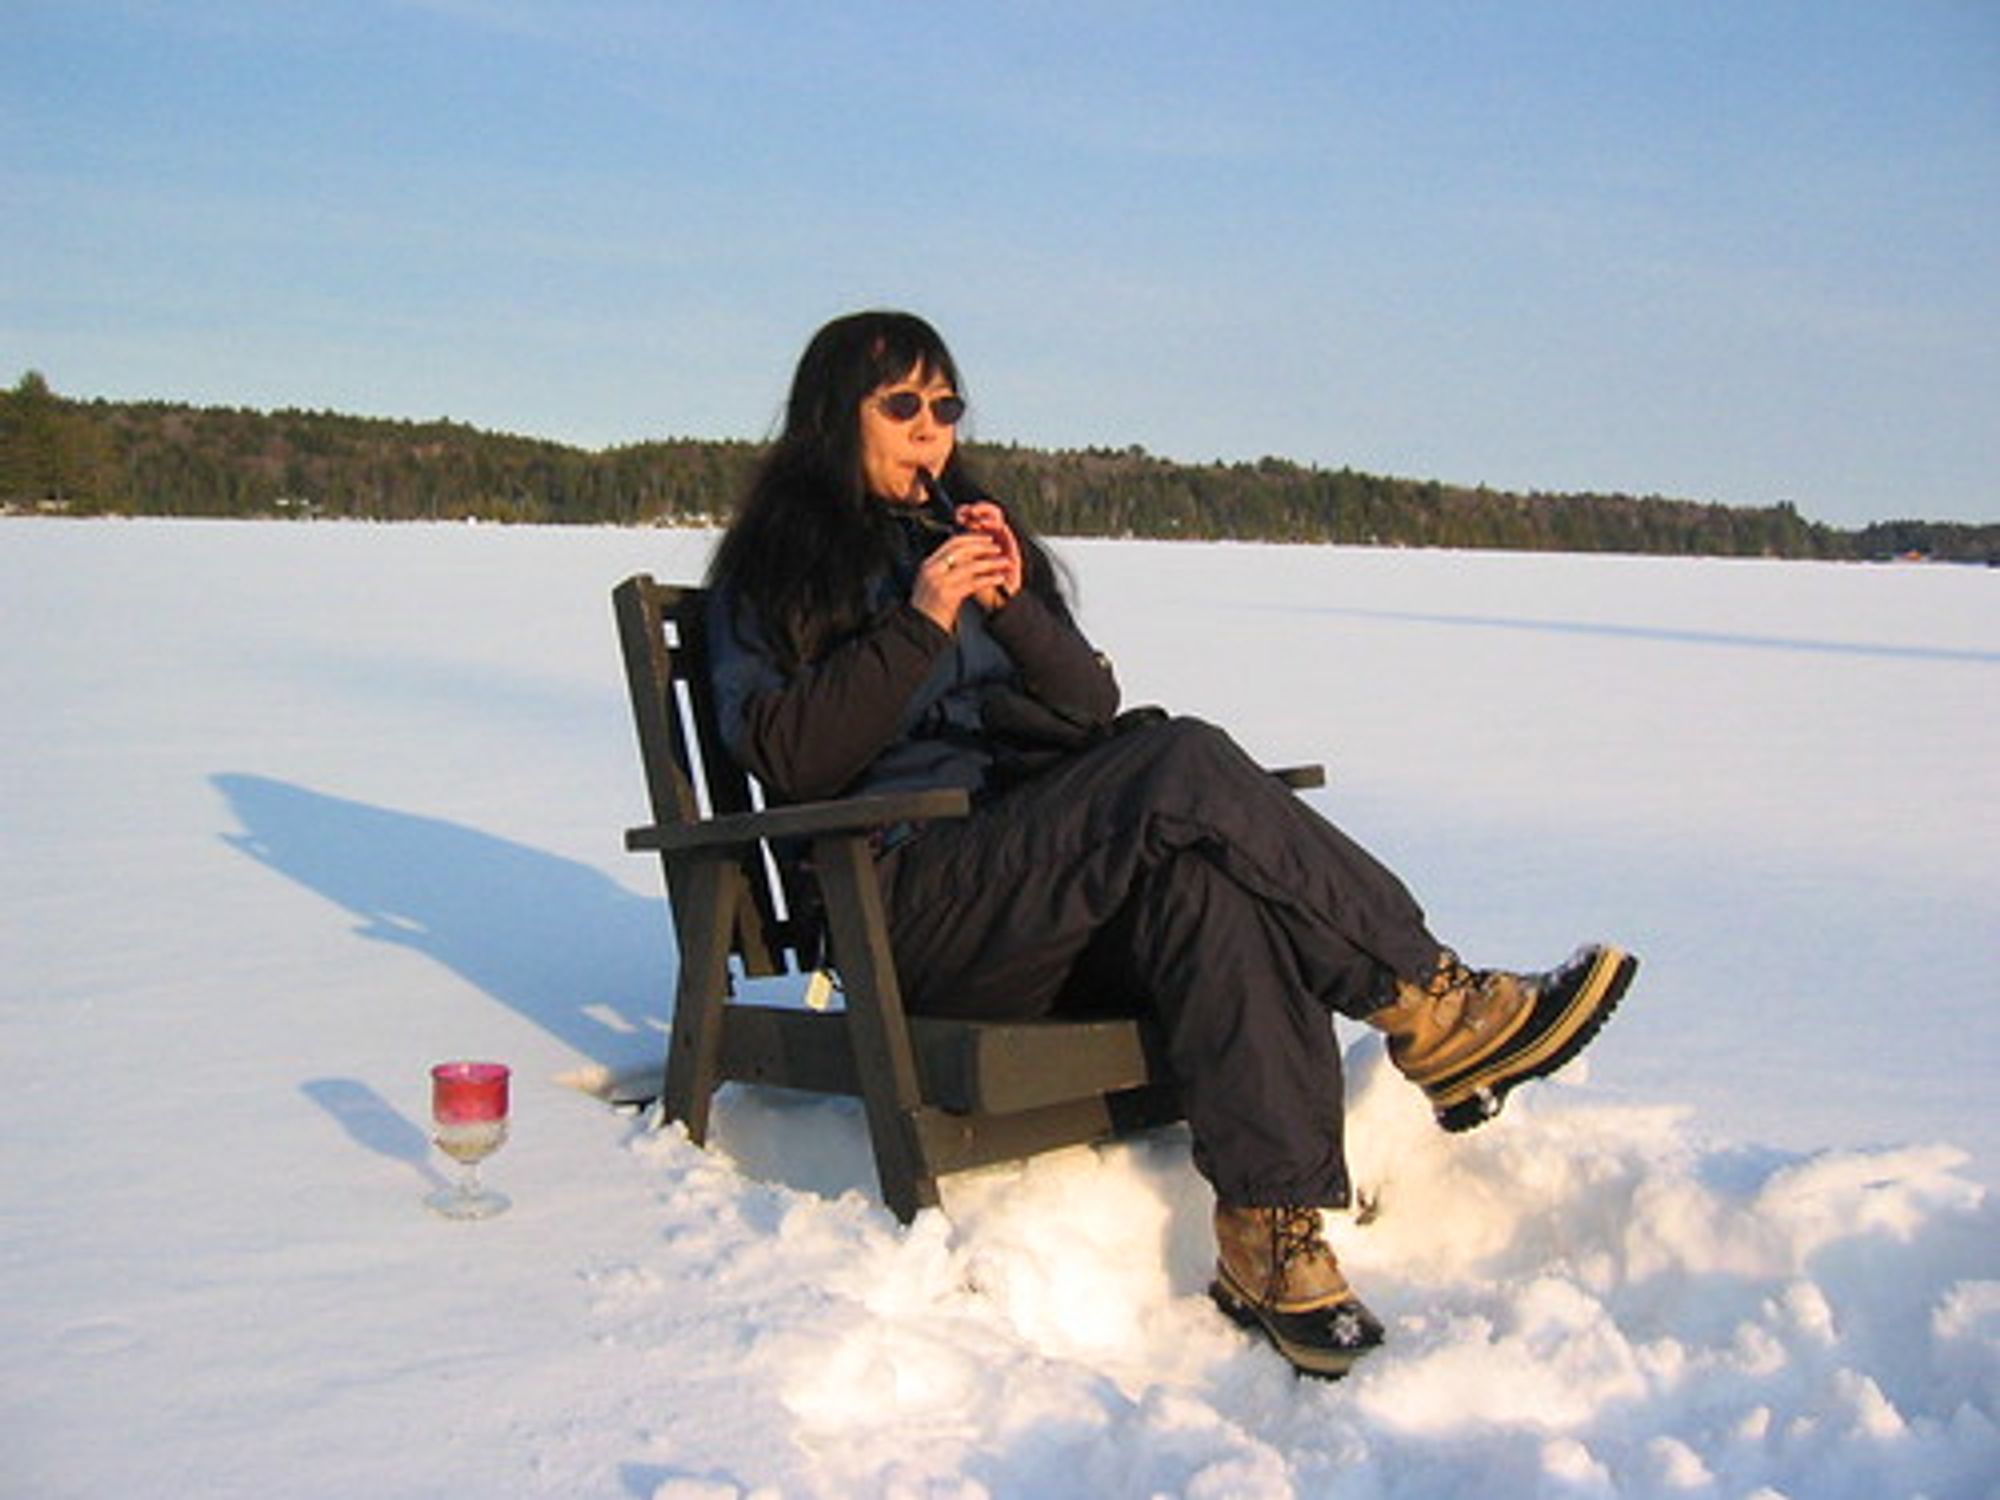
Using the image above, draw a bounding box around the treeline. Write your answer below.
[4,371,1994,563]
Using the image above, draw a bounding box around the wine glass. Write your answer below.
[425,1061,511,1219]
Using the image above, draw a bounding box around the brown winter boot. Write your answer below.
[1210,1204,1386,1379]
[1370,943,1639,1132]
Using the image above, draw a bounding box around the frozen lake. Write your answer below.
[2,519,1994,1498]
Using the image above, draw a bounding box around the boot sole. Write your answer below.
[1209,1270,1383,1380]
[1429,945,1638,1133]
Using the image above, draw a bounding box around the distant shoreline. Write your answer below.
[4,375,1995,563]
[7,509,1996,574]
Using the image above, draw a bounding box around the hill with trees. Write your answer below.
[3,371,1993,563]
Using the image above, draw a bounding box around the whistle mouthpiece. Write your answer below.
[916,466,960,530]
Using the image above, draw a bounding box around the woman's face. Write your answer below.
[858,363,959,503]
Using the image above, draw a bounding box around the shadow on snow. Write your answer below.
[212,772,671,1070]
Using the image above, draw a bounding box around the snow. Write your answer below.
[2,518,1995,1499]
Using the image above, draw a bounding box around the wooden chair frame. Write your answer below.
[615,573,1200,1221]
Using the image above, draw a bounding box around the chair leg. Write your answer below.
[812,833,940,1222]
[658,857,737,1146]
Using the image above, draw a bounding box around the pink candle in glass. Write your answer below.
[431,1061,510,1121]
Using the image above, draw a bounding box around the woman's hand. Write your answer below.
[911,529,1013,633]
[952,501,1024,609]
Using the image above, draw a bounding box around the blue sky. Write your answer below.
[6,2,1995,525]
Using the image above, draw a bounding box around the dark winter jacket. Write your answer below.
[707,516,1119,806]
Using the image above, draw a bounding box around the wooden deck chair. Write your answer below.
[614,574,1206,1222]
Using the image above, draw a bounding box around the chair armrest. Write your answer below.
[1272,763,1326,790]
[626,786,972,856]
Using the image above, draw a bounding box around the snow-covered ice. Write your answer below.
[2,519,1994,1498]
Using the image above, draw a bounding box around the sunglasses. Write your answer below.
[874,390,966,426]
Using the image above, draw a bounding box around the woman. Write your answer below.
[705,310,1638,1379]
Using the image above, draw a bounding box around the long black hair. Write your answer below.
[707,310,1067,669]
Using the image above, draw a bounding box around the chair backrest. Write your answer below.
[612,574,819,977]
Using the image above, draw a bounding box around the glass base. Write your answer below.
[426,1184,510,1220]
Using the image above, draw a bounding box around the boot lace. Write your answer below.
[1423,951,1532,1039]
[1422,951,1479,1031]
[1263,1207,1332,1303]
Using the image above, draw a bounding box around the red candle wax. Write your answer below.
[431,1061,510,1122]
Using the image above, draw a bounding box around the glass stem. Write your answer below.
[461,1159,483,1201]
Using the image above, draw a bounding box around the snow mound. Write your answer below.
[599,1041,1997,1499]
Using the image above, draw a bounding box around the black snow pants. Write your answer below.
[876,715,1446,1209]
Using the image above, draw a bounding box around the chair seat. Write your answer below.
[714,1004,1171,1115]
[914,1014,1170,1114]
